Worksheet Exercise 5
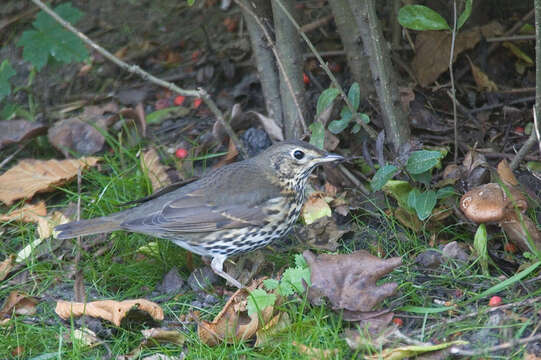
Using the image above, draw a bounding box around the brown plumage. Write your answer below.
[55,140,344,287]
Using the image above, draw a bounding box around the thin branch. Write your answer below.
[449,0,458,163]
[450,334,541,356]
[30,0,249,158]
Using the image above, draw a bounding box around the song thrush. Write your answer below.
[55,140,344,288]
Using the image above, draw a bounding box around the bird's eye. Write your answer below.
[293,150,305,160]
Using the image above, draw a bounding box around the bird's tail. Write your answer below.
[55,217,122,239]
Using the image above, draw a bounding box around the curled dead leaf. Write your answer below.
[0,120,47,150]
[468,57,498,92]
[292,341,338,359]
[304,250,401,312]
[0,291,39,318]
[197,283,274,346]
[496,159,518,186]
[0,201,47,223]
[141,148,172,192]
[55,299,164,327]
[500,211,541,253]
[141,328,186,345]
[301,193,332,225]
[0,157,100,205]
[0,255,16,282]
[295,216,350,251]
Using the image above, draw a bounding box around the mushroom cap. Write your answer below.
[460,183,505,223]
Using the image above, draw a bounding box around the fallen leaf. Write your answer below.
[48,118,106,157]
[212,137,239,169]
[345,322,396,351]
[302,194,332,225]
[467,57,498,92]
[0,291,39,318]
[0,120,47,150]
[292,341,338,359]
[304,250,401,312]
[412,22,503,86]
[63,327,101,347]
[295,216,350,251]
[0,255,16,282]
[0,157,100,205]
[251,111,284,141]
[500,211,541,253]
[365,340,468,360]
[141,328,186,345]
[141,148,172,192]
[0,201,47,223]
[496,159,518,186]
[255,312,291,346]
[197,282,274,346]
[55,299,164,327]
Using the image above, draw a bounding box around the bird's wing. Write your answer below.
[120,164,284,234]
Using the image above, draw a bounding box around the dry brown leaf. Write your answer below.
[48,118,106,157]
[141,148,171,192]
[496,159,518,186]
[0,255,16,282]
[251,111,284,141]
[467,57,498,92]
[141,328,186,345]
[292,341,339,359]
[38,211,70,240]
[255,312,291,346]
[0,157,100,205]
[0,120,47,150]
[0,291,39,318]
[500,211,541,253]
[0,201,47,223]
[55,299,164,326]
[212,137,239,169]
[301,193,332,225]
[295,216,349,251]
[304,250,401,312]
[412,22,503,86]
[198,283,274,346]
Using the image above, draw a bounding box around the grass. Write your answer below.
[1,138,541,359]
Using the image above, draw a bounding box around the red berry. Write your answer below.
[514,127,525,135]
[328,62,342,73]
[504,243,517,253]
[192,50,201,61]
[193,98,203,109]
[392,317,403,326]
[303,73,310,85]
[488,296,502,307]
[174,95,185,106]
[175,148,188,159]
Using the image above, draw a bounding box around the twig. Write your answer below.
[30,0,249,158]
[486,34,536,42]
[74,167,85,303]
[450,334,541,356]
[449,0,458,163]
[299,14,334,33]
[0,144,25,169]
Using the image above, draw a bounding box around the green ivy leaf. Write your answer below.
[410,189,437,221]
[371,165,398,191]
[247,289,276,317]
[309,122,325,150]
[328,108,352,134]
[17,3,89,70]
[348,82,360,111]
[406,150,444,174]
[474,224,489,275]
[457,0,473,30]
[0,60,16,101]
[316,88,340,116]
[398,5,450,31]
[279,267,310,296]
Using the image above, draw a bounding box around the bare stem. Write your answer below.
[450,0,458,163]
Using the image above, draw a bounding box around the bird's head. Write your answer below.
[255,140,344,191]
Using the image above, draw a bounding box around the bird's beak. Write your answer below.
[317,153,345,163]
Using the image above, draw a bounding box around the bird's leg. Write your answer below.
[211,255,243,288]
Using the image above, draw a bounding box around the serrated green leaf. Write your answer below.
[309,122,325,150]
[295,253,308,269]
[348,82,360,111]
[316,88,340,116]
[247,289,276,316]
[17,3,89,70]
[411,190,436,221]
[0,60,16,101]
[279,267,310,296]
[398,5,450,31]
[263,278,279,290]
[371,165,398,191]
[457,0,473,30]
[406,150,444,174]
[474,224,489,275]
[436,186,455,199]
